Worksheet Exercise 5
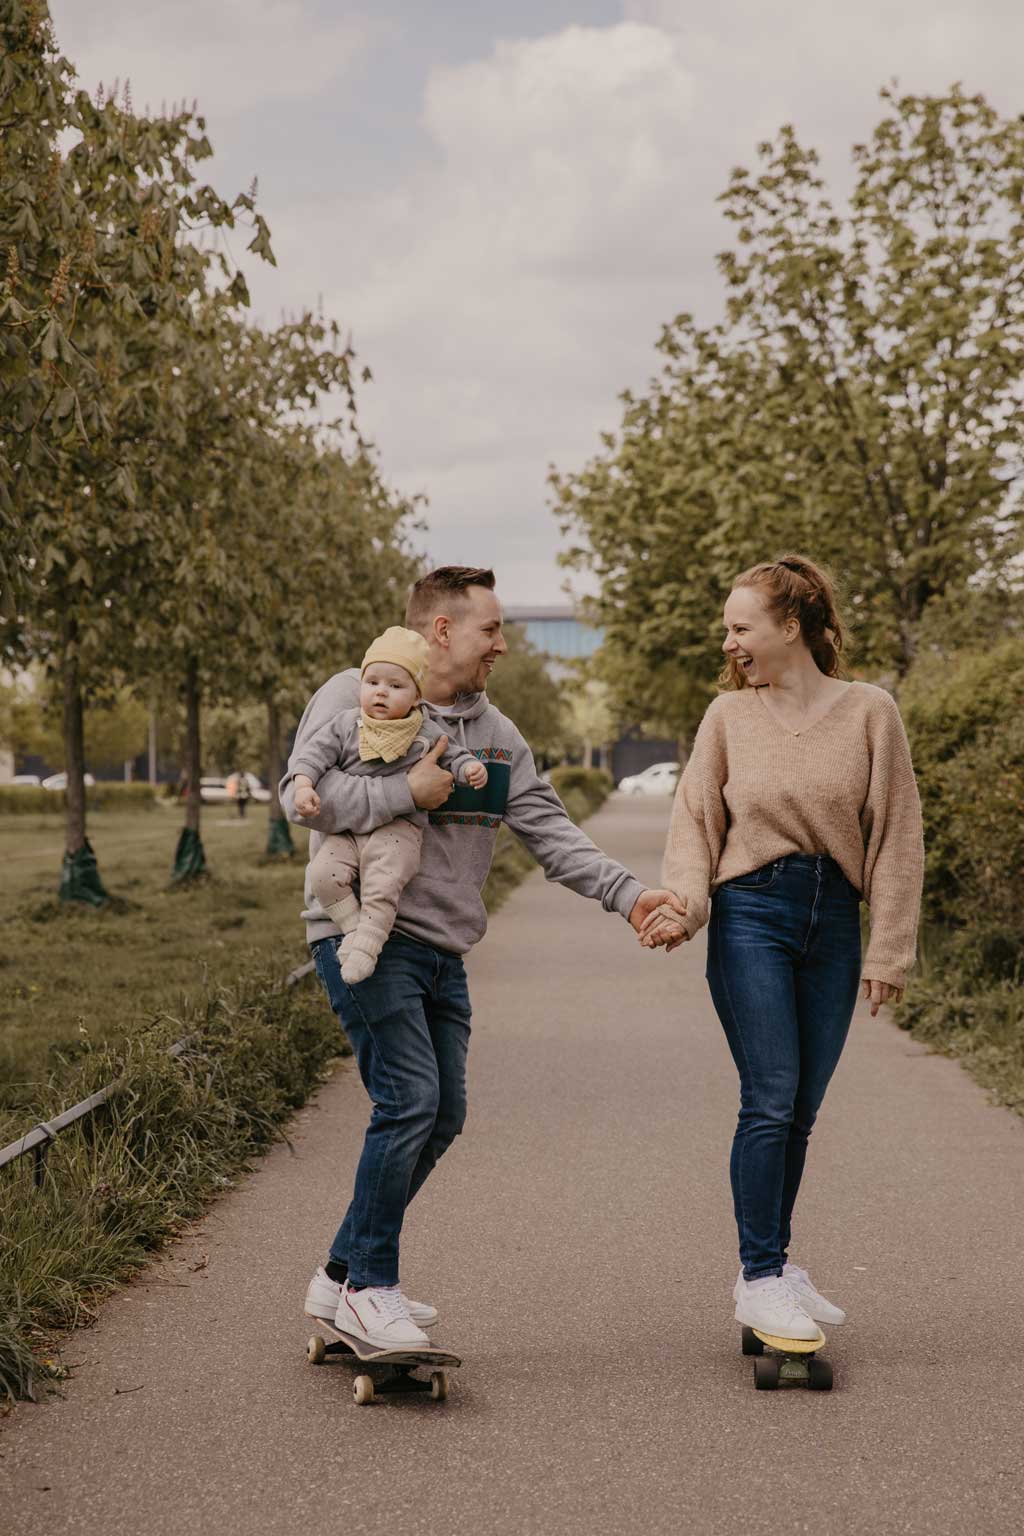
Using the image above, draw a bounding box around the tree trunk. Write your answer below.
[184,655,202,833]
[265,692,295,858]
[62,621,87,857]
[148,704,157,785]
[58,615,109,905]
[171,655,208,882]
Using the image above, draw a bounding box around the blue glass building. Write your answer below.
[502,606,603,663]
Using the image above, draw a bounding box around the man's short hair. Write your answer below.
[405,566,496,632]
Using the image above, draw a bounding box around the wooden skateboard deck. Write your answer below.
[752,1327,825,1353]
[304,1310,461,1404]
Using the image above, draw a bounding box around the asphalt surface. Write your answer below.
[3,797,1022,1535]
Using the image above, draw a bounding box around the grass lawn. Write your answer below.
[0,804,313,1132]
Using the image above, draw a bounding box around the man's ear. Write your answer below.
[432,613,451,648]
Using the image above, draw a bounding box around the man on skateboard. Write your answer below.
[284,567,687,1350]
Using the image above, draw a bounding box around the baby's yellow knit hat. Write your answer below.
[360,627,429,695]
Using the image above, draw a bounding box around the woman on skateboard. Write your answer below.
[640,555,924,1340]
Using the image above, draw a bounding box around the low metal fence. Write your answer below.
[0,959,316,1187]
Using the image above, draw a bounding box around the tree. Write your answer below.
[556,86,1024,738]
[249,438,423,859]
[1,4,275,899]
[561,676,615,769]
[134,306,415,878]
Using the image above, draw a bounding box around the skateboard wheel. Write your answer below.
[754,1357,780,1391]
[353,1375,375,1406]
[741,1327,765,1357]
[807,1358,833,1392]
[306,1335,326,1365]
[430,1370,449,1402]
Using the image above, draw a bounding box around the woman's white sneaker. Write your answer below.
[783,1263,846,1325]
[304,1267,438,1328]
[337,1281,430,1349]
[733,1273,820,1341]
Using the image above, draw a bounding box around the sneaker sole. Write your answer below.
[734,1306,820,1343]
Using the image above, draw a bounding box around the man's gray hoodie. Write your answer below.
[280,668,644,955]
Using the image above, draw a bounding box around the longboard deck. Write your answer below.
[751,1327,825,1354]
[307,1312,461,1369]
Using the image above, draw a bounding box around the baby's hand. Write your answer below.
[293,783,321,816]
[464,761,488,790]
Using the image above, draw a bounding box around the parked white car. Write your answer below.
[41,772,96,791]
[617,761,681,796]
[199,773,270,804]
[11,774,42,787]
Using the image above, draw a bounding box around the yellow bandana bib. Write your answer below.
[358,708,424,764]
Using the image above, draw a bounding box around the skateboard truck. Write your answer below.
[741,1326,833,1391]
[305,1316,460,1406]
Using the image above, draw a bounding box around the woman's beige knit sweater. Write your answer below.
[661,681,925,989]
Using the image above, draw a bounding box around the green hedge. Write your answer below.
[895,637,1024,1112]
[548,766,615,818]
[0,782,157,816]
[901,639,1024,972]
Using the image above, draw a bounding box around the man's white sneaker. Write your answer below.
[304,1267,438,1328]
[337,1281,431,1349]
[784,1263,846,1325]
[733,1273,820,1341]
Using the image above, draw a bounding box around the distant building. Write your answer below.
[503,605,678,783]
[503,605,604,668]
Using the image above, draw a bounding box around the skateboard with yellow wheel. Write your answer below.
[741,1325,833,1391]
[304,1312,460,1406]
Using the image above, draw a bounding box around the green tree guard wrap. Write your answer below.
[266,816,295,858]
[59,840,110,906]
[171,827,208,882]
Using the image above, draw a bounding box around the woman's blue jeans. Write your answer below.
[706,854,862,1280]
[312,931,471,1288]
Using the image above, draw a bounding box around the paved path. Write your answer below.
[3,798,1022,1534]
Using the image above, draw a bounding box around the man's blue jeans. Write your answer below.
[311,930,471,1288]
[706,854,862,1281]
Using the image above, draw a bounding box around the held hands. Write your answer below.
[408,736,455,810]
[293,776,321,817]
[463,760,489,790]
[861,978,902,1017]
[629,889,689,954]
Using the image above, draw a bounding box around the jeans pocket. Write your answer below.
[312,939,347,1015]
[726,863,776,890]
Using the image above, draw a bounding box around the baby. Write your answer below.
[292,626,488,984]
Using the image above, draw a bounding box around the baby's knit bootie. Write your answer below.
[340,925,388,986]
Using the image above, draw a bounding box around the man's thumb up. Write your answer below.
[408,734,455,810]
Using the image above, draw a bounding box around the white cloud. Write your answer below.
[52,0,372,118]
[250,23,706,597]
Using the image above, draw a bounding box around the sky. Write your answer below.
[50,0,1024,604]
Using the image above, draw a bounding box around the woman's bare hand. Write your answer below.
[861,978,903,1017]
[639,904,689,953]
